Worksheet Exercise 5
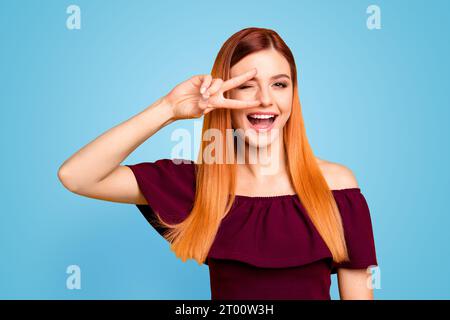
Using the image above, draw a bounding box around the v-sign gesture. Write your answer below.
[164,68,261,120]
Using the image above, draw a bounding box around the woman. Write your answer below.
[58,27,378,300]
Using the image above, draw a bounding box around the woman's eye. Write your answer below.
[274,82,288,88]
[238,82,288,90]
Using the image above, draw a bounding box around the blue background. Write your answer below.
[1,0,449,299]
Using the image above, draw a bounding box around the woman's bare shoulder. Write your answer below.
[315,157,359,190]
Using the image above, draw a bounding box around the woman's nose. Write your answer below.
[256,87,273,107]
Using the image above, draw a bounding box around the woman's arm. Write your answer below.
[57,70,260,204]
[57,97,175,204]
[320,161,376,299]
[337,268,375,300]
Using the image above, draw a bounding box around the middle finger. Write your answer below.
[218,97,261,109]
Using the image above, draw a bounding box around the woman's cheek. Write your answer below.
[279,96,292,113]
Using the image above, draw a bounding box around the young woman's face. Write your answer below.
[229,49,293,149]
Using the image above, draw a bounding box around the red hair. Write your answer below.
[155,27,350,265]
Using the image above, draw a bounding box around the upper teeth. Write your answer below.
[248,114,275,119]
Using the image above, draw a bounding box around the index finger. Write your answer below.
[221,68,257,92]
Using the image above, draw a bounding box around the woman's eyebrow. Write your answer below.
[249,73,291,81]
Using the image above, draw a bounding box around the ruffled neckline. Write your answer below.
[206,187,366,271]
[232,188,361,200]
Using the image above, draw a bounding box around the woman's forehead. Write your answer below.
[230,50,291,79]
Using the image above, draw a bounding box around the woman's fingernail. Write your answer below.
[200,87,206,94]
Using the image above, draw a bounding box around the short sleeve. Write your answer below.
[125,158,197,237]
[330,188,378,274]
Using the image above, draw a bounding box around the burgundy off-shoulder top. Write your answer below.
[125,158,378,300]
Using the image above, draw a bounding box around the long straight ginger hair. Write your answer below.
[155,27,350,266]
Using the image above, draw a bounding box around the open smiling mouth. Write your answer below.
[246,114,278,131]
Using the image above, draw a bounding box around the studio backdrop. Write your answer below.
[1,0,449,299]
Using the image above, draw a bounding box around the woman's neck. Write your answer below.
[238,136,288,181]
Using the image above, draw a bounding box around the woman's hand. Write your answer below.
[163,68,261,120]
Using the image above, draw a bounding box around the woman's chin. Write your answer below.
[232,124,282,154]
[245,127,281,149]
